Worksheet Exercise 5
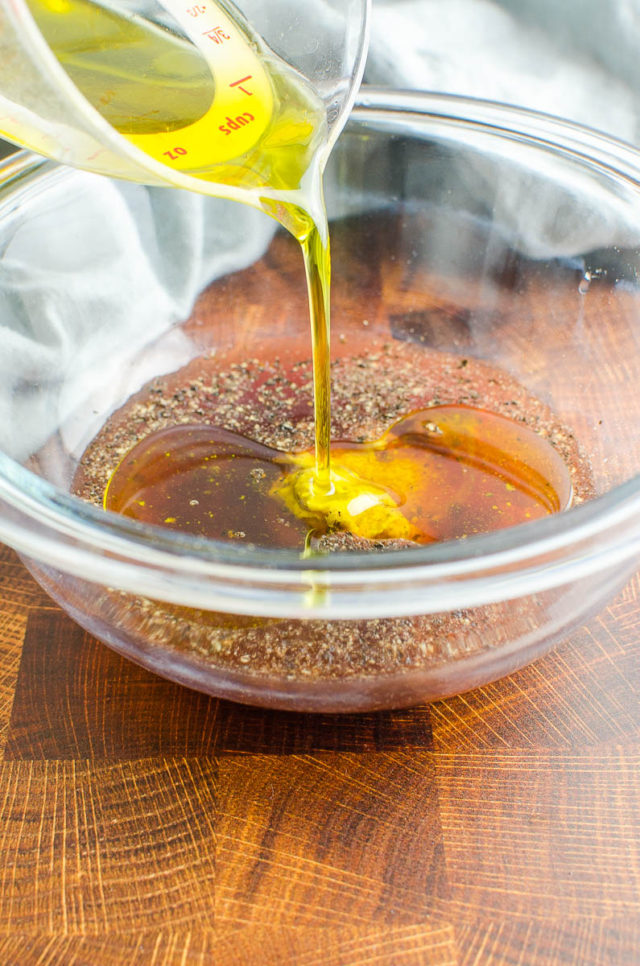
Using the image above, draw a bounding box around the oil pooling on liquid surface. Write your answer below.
[104,406,573,550]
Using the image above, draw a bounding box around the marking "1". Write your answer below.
[229,75,254,96]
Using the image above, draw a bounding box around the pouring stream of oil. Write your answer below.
[26,0,571,548]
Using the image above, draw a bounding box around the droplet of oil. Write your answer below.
[579,272,592,295]
[104,406,572,550]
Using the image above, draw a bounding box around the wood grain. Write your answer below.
[203,702,434,755]
[0,609,26,753]
[216,751,448,927]
[436,751,640,919]
[430,576,640,751]
[0,924,459,966]
[5,610,222,760]
[454,918,640,966]
[0,758,217,932]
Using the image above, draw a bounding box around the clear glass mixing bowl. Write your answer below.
[1,90,640,711]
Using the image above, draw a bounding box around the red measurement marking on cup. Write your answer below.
[163,146,188,159]
[219,112,255,135]
[229,75,254,95]
[125,0,274,167]
[202,26,231,43]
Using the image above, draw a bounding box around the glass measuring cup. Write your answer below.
[0,0,369,210]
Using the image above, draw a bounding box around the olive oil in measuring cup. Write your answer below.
[25,0,328,221]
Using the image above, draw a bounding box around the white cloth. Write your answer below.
[365,0,640,258]
[368,0,640,145]
[2,0,640,459]
[0,180,275,459]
